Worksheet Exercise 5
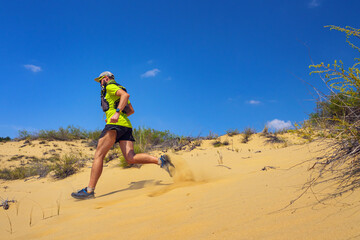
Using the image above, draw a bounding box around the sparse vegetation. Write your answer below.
[0,136,11,142]
[0,166,43,180]
[17,126,102,141]
[53,153,86,179]
[0,152,88,180]
[241,127,256,143]
[260,125,269,136]
[1,126,205,178]
[212,140,230,148]
[260,127,286,144]
[212,140,222,147]
[226,129,239,137]
[205,131,218,140]
[16,125,203,153]
[295,25,360,202]
[105,149,120,163]
[264,134,286,144]
[119,144,143,168]
[133,127,176,151]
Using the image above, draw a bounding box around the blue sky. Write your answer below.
[1,0,359,138]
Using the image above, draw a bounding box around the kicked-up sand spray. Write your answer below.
[148,154,204,197]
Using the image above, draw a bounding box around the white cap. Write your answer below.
[94,71,114,82]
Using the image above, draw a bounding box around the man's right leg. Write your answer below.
[71,130,116,199]
[88,130,117,189]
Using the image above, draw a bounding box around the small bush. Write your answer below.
[0,136,11,142]
[132,127,179,151]
[265,134,285,144]
[0,163,52,180]
[226,129,239,137]
[242,127,256,143]
[212,140,229,147]
[18,130,32,140]
[0,167,34,180]
[53,153,85,179]
[8,155,25,161]
[18,125,90,141]
[274,129,289,135]
[105,148,121,163]
[206,131,218,140]
[38,126,88,141]
[222,140,229,146]
[212,140,222,147]
[86,129,102,141]
[260,126,269,136]
[119,144,143,168]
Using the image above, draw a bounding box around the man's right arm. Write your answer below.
[109,88,130,123]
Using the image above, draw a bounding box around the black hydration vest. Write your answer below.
[100,81,127,112]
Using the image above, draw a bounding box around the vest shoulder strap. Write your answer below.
[106,81,127,92]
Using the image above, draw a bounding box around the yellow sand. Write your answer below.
[0,134,360,240]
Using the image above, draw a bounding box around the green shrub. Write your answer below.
[37,125,88,141]
[86,129,102,141]
[260,125,269,136]
[212,140,222,147]
[222,140,229,146]
[18,125,89,141]
[0,167,34,180]
[18,130,32,140]
[226,129,239,136]
[0,163,51,180]
[242,127,256,143]
[119,144,143,168]
[206,131,218,140]
[132,126,179,151]
[301,25,360,200]
[212,140,229,147]
[264,134,286,144]
[0,136,11,142]
[16,126,183,152]
[53,153,85,179]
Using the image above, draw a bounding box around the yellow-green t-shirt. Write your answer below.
[104,83,132,128]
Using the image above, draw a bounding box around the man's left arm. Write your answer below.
[126,103,135,117]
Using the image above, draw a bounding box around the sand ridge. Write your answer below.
[0,134,360,239]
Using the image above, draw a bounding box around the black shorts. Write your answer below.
[99,125,135,143]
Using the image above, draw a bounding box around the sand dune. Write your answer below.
[1,134,360,240]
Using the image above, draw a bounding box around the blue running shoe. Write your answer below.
[159,155,175,177]
[71,187,95,200]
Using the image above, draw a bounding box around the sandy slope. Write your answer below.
[0,134,360,240]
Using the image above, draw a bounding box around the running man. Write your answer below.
[71,71,174,199]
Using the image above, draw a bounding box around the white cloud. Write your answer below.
[247,100,261,105]
[267,119,292,131]
[141,68,160,78]
[24,64,42,73]
[308,0,321,8]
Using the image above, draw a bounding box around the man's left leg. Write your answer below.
[119,140,158,164]
[119,140,175,176]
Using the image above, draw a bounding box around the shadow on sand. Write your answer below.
[96,179,169,198]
